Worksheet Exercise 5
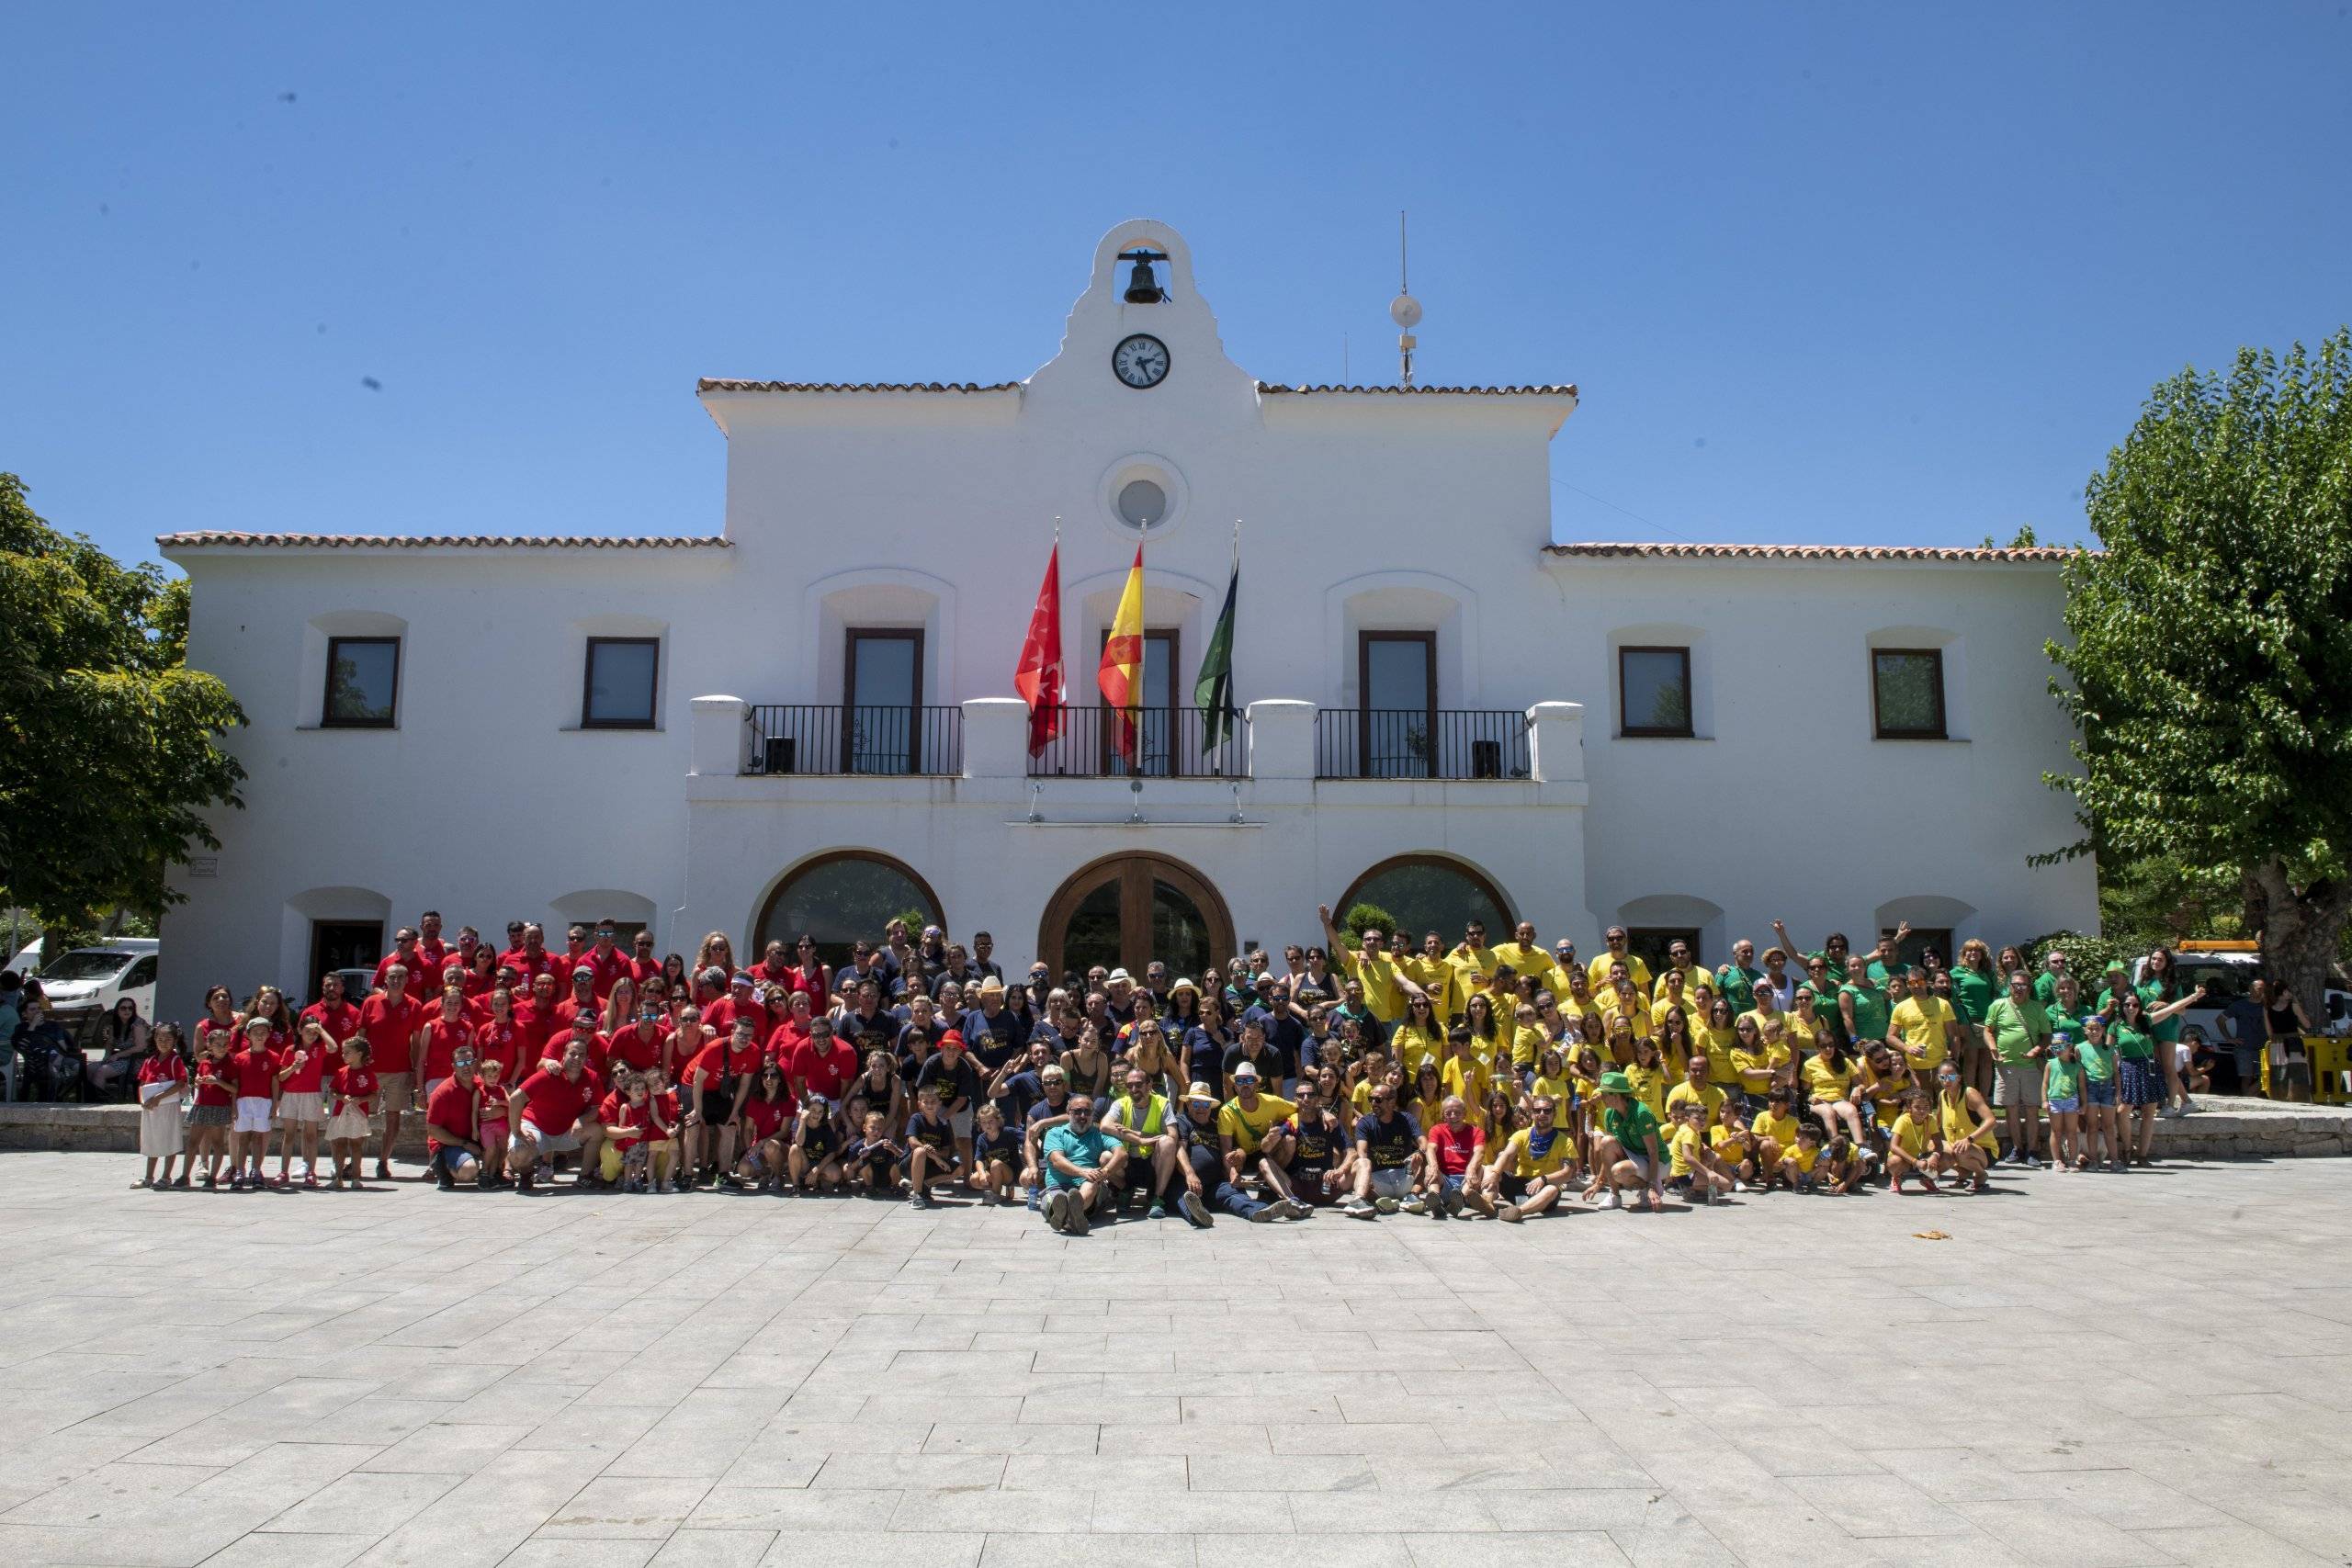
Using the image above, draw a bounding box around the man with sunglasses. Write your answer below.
[1041,1094,1127,1235]
[423,1046,487,1190]
[1585,928,1653,997]
[627,930,663,985]
[1317,904,1427,1027]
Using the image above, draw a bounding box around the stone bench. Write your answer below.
[0,1102,434,1156]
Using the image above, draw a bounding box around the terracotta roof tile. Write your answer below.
[1543,541,2080,564]
[696,378,1021,394]
[158,532,730,551]
[1258,381,1578,397]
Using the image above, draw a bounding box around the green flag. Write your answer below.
[1195,558,1238,748]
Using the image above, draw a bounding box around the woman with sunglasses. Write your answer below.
[728,1061,797,1190]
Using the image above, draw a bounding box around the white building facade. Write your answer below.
[156,220,2095,1013]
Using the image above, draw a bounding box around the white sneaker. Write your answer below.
[1603,1189,1623,1211]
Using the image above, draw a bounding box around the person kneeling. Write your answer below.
[1482,1093,1576,1222]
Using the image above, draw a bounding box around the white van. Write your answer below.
[2131,943,2350,1047]
[31,940,161,1041]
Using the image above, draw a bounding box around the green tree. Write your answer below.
[2046,331,2352,1012]
[0,473,246,951]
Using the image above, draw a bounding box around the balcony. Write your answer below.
[1313,708,1531,781]
[1026,705,1248,779]
[695,696,1585,793]
[745,704,962,776]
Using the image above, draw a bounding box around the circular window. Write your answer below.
[1096,454,1188,540]
[1116,479,1167,529]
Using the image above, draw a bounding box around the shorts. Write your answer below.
[2278,1061,2312,1090]
[429,1146,474,1176]
[275,1090,325,1126]
[1367,1166,1414,1201]
[377,1072,411,1111]
[480,1119,509,1143]
[1496,1172,1530,1201]
[233,1097,275,1134]
[2118,1057,2163,1108]
[1993,1065,2044,1109]
[1619,1154,1654,1180]
[2047,1095,2081,1115]
[698,1088,735,1123]
[2084,1077,2117,1108]
[518,1118,582,1153]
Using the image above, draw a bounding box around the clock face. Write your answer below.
[1112,334,1170,389]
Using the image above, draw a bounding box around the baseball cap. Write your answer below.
[572,964,595,979]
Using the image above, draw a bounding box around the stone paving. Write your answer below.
[1,1149,2348,1568]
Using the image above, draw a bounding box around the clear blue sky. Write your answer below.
[6,3,2348,568]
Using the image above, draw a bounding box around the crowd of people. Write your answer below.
[91,902,2304,1228]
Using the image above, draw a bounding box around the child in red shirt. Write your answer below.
[136,1021,190,1189]
[476,1057,513,1180]
[273,1019,334,1187]
[188,1028,236,1188]
[230,1017,281,1190]
[326,1039,379,1191]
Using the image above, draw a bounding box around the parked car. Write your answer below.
[6,938,40,976]
[34,940,161,1043]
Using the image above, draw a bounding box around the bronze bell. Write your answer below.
[1123,256,1164,304]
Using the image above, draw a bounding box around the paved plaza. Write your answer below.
[1,1152,2348,1568]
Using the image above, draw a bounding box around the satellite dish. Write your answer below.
[1389,292,1422,330]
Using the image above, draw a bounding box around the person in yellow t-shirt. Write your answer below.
[1709,1103,1759,1188]
[1650,969,1703,1039]
[1623,1037,1670,1122]
[1650,937,1706,1005]
[1749,1086,1802,1187]
[1665,1054,1726,1126]
[1509,1005,1549,1074]
[1587,928,1654,997]
[1442,920,1500,1001]
[1216,1065,1302,1203]
[1439,1028,1491,1119]
[1728,1016,1792,1101]
[1388,993,1446,1076]
[1885,1089,1939,1193]
[1480,1091,1577,1221]
[1493,923,1564,998]
[1889,968,1963,1077]
[1317,905,1425,1024]
[1528,1046,1576,1132]
[1695,999,1742,1089]
[1408,1059,1447,1136]
[1666,1101,1735,1204]
[1802,1040,1867,1145]
[1403,933,1462,1022]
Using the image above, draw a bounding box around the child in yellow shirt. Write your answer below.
[1886,1089,1941,1194]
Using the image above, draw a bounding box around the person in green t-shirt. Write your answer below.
[2032,949,2070,1010]
[1982,971,2052,1167]
[1713,939,1762,1016]
[2043,1032,2084,1170]
[1771,919,1854,988]
[1587,1070,1664,1213]
[2135,946,2195,1119]
[2075,1014,2120,1171]
[1949,940,2000,1030]
[1839,970,1894,1054]
[2112,985,2206,1166]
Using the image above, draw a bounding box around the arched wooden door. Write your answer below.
[1038,852,1235,981]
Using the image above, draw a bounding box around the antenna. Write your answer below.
[1390,209,1421,388]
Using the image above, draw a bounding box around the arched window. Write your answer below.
[753,852,944,970]
[1336,855,1511,944]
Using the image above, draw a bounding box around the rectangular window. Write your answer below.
[1871,649,1947,739]
[1097,627,1179,776]
[307,920,383,1002]
[1359,630,1437,778]
[322,637,400,728]
[845,629,922,773]
[1618,646,1693,737]
[582,637,660,728]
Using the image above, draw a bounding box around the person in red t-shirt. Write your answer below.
[551,967,601,1032]
[548,1013,607,1082]
[413,985,476,1100]
[472,987,526,1087]
[374,927,430,993]
[698,972,759,1041]
[357,972,425,1181]
[272,1018,334,1187]
[505,1039,606,1190]
[500,921,558,987]
[780,934,831,1007]
[788,1015,858,1120]
[627,930,664,987]
[579,921,631,1000]
[229,1017,280,1189]
[513,972,561,1061]
[188,1025,237,1187]
[729,1060,798,1190]
[326,1038,379,1190]
[605,1005,668,1077]
[1424,1097,1493,1217]
[763,987,810,1064]
[136,1022,190,1189]
[299,972,363,1054]
[423,1051,488,1190]
[684,1016,763,1185]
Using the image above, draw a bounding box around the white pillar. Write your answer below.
[689,694,749,776]
[1248,699,1317,779]
[963,698,1030,779]
[1528,701,1585,783]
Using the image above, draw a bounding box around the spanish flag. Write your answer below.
[1097,544,1146,763]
